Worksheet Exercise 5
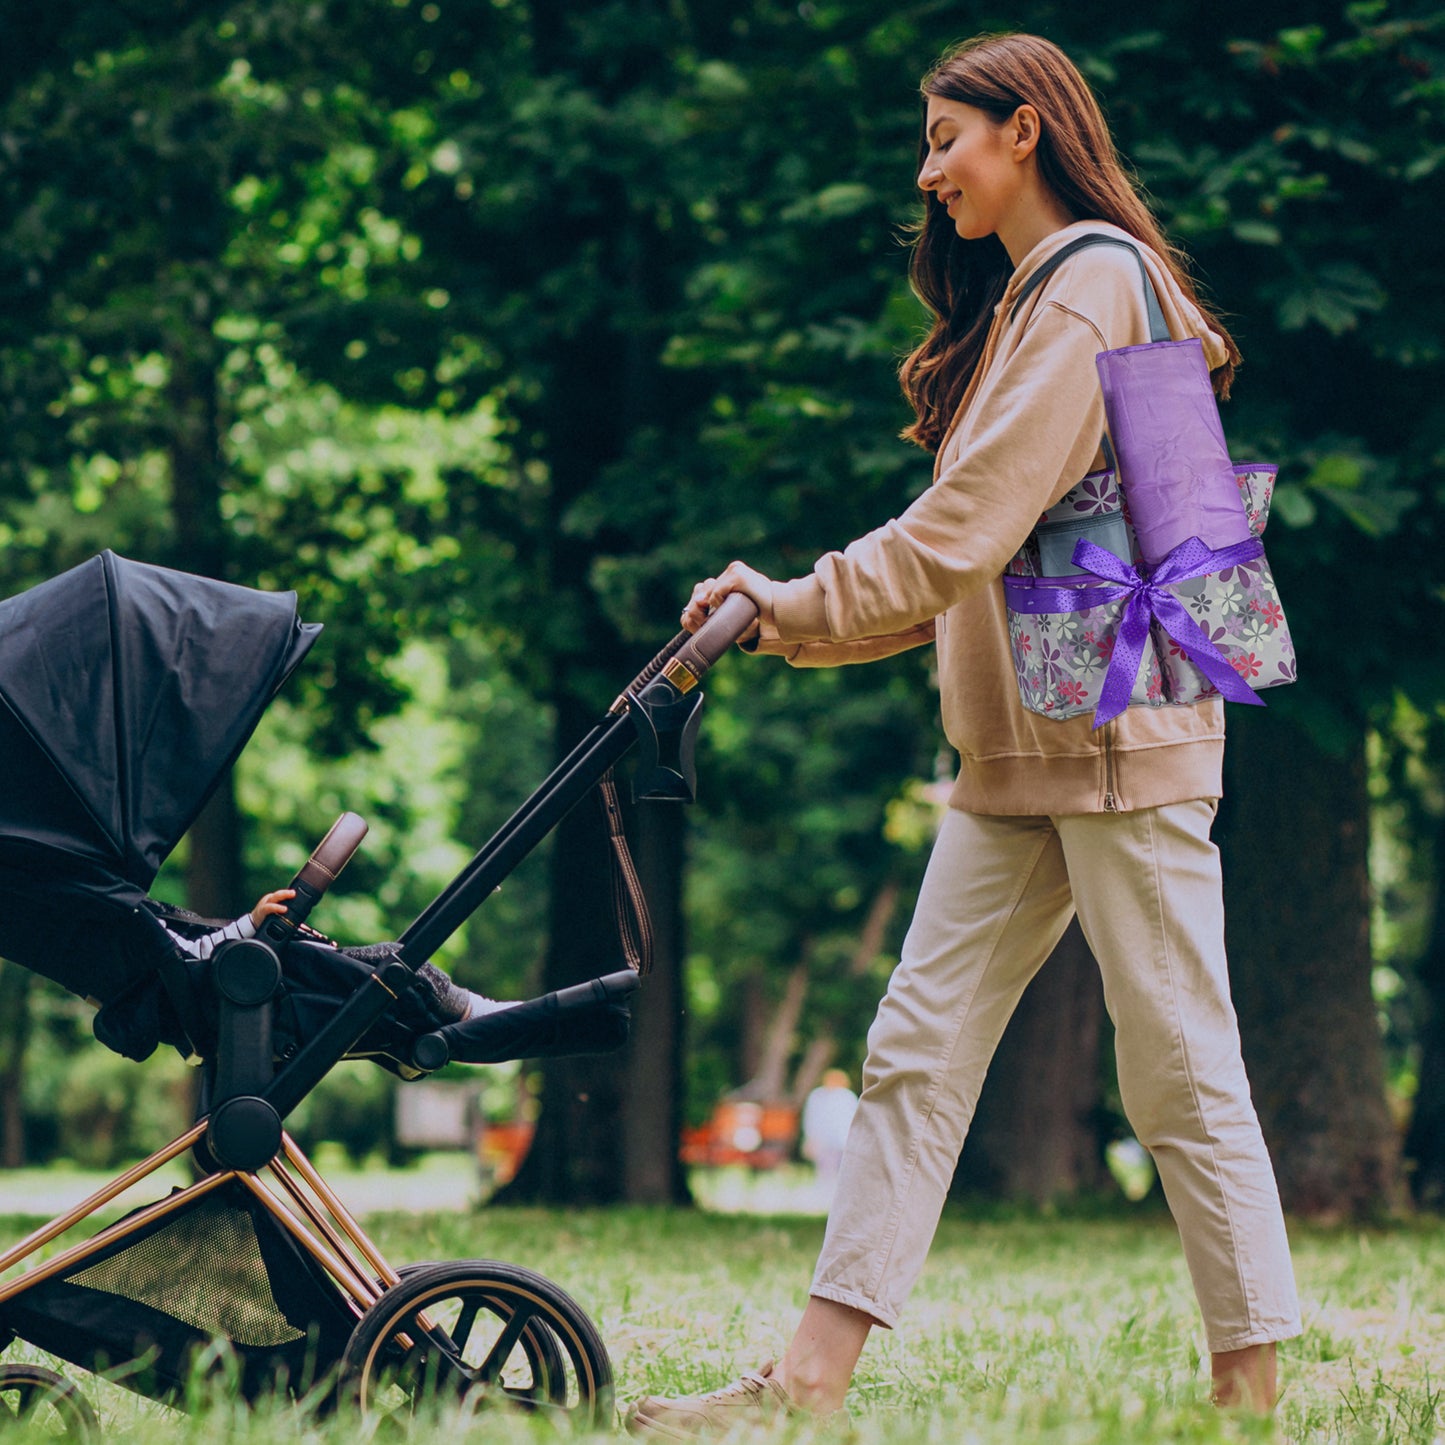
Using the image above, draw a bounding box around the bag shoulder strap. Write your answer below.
[1007,233,1171,342]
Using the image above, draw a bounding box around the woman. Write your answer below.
[627,31,1299,1433]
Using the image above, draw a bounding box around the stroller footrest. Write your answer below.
[412,970,640,1070]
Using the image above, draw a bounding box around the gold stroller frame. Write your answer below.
[0,1118,615,1427]
[0,1125,400,1323]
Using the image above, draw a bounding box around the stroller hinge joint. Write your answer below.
[207,1095,283,1172]
[374,956,417,998]
[629,679,705,803]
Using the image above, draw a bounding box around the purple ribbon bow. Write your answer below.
[1006,535,1267,728]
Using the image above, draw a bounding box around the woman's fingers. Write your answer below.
[681,564,745,631]
[681,576,719,633]
[681,561,771,638]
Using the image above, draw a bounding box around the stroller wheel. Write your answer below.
[0,1364,100,1438]
[340,1259,613,1428]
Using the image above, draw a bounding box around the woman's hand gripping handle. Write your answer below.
[661,592,760,693]
[613,591,762,713]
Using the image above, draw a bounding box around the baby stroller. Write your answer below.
[0,551,755,1435]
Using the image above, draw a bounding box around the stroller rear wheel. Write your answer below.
[340,1260,613,1428]
[389,1260,569,1399]
[0,1364,100,1438]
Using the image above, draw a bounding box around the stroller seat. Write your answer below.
[0,831,638,1086]
[122,893,640,1078]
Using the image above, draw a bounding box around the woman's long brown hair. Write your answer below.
[900,33,1241,453]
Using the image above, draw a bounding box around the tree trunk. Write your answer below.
[950,920,1108,1204]
[497,696,691,1204]
[1218,709,1402,1218]
[482,0,684,1196]
[622,801,691,1204]
[166,318,226,579]
[736,959,810,1102]
[187,778,245,919]
[850,881,902,978]
[500,697,629,1203]
[0,963,33,1168]
[483,114,685,1197]
[788,1036,838,1111]
[1404,810,1445,1204]
[738,974,767,1086]
[166,315,246,923]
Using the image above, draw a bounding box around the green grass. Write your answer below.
[2,1165,1445,1442]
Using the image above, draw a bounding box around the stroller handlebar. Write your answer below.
[687,592,761,668]
[258,811,369,944]
[616,593,761,708]
[404,595,758,974]
[298,811,369,897]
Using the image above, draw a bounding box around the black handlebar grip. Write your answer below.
[690,593,761,666]
[258,811,369,945]
[411,1031,451,1073]
[551,969,642,1009]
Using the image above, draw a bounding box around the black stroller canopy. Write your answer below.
[0,552,319,890]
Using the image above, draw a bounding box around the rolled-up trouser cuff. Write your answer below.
[808,1283,897,1331]
[1206,1317,1303,1354]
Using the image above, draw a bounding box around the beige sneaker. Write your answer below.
[626,1361,807,1438]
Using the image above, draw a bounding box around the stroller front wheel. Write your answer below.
[0,1363,101,1439]
[339,1259,613,1428]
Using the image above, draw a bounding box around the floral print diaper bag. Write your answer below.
[999,231,1296,729]
[1002,464,1295,725]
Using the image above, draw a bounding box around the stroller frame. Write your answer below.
[0,570,757,1433]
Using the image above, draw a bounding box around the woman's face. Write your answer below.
[917,96,1023,242]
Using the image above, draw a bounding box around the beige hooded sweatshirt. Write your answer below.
[752,220,1230,815]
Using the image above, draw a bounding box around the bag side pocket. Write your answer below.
[1035,511,1132,578]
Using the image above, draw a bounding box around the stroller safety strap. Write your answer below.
[599,771,654,977]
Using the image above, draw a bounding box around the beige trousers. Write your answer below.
[811,801,1300,1353]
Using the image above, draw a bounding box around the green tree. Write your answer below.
[0,1,511,1151]
[3,0,1437,1222]
[333,0,951,1202]
[0,1,440,842]
[314,0,1442,1213]
[1111,4,1445,1214]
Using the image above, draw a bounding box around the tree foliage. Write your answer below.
[0,0,1439,1215]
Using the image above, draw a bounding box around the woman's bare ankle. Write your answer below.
[772,1360,848,1416]
[1210,1341,1277,1413]
[774,1297,874,1415]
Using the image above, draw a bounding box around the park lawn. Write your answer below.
[1,1188,1443,1442]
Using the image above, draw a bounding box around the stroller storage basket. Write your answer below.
[0,1179,356,1403]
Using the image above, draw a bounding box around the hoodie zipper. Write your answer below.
[1103,723,1118,812]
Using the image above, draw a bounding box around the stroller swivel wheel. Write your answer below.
[340,1260,613,1428]
[0,1364,100,1438]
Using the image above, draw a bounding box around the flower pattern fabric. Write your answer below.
[1003,465,1295,723]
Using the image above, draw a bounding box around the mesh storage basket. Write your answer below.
[0,1179,358,1403]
